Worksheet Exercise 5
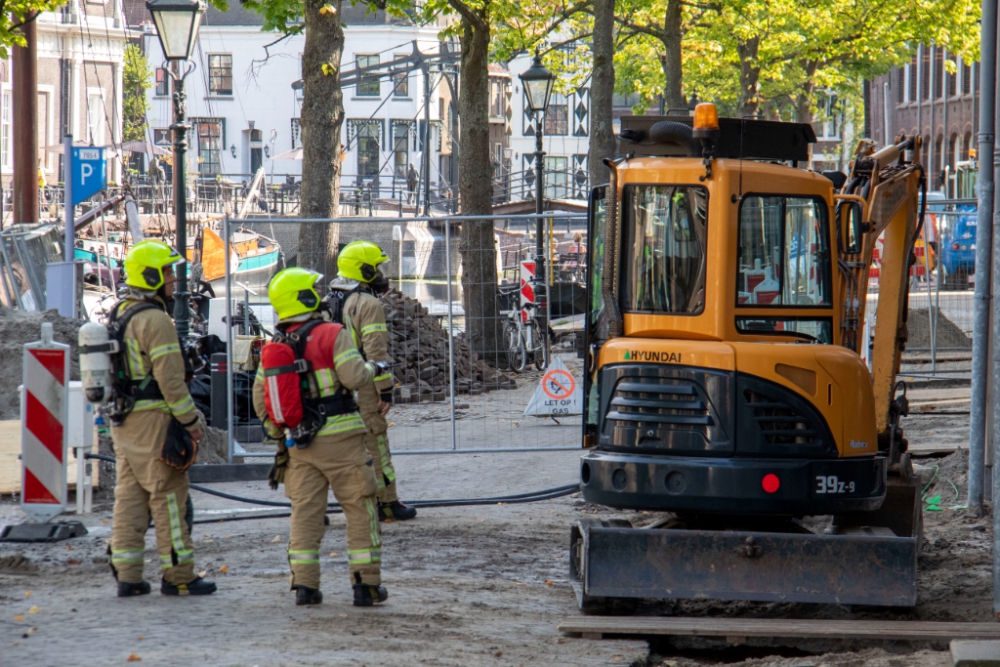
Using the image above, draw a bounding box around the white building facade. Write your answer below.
[136,3,449,200]
[2,0,128,190]
[505,52,592,202]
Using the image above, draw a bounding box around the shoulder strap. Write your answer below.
[327,286,359,325]
[109,300,163,340]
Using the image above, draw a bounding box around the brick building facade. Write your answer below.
[868,44,980,197]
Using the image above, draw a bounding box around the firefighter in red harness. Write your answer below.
[252,267,388,606]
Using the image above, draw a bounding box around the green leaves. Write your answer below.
[610,0,980,120]
[123,44,153,143]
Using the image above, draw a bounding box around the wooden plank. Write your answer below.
[908,442,964,454]
[558,617,1000,642]
[0,420,99,494]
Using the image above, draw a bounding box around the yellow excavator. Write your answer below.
[572,104,926,610]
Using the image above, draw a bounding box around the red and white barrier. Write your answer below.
[520,260,536,324]
[20,322,70,522]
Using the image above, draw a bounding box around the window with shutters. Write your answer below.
[909,55,918,101]
[392,55,408,97]
[934,50,944,98]
[962,60,971,96]
[155,69,169,96]
[921,51,930,100]
[208,54,233,96]
[544,92,568,135]
[357,55,380,97]
[197,120,223,176]
[1,91,11,169]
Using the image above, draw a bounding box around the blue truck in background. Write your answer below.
[927,190,976,291]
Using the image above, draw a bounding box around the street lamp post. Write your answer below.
[146,0,205,340]
[519,52,555,353]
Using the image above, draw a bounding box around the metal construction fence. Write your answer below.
[867,200,976,381]
[217,213,589,462]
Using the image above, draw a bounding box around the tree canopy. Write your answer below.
[611,0,980,122]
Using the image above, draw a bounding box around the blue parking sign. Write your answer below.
[71,147,106,206]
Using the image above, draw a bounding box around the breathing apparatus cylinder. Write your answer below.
[79,322,117,404]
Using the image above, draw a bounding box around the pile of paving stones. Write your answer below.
[380,290,517,403]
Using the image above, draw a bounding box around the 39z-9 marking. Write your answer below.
[815,475,856,494]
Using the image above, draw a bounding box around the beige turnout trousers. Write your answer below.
[110,410,196,585]
[284,431,382,590]
[357,383,397,503]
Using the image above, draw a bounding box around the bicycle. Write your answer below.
[497,283,549,372]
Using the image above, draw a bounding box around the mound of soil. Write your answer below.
[908,308,972,349]
[0,307,82,420]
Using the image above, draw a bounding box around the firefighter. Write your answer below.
[333,241,416,521]
[253,267,388,607]
[109,240,216,597]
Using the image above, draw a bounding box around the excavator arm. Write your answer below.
[837,136,926,457]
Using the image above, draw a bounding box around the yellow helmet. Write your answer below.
[124,240,184,290]
[268,267,323,321]
[337,241,388,283]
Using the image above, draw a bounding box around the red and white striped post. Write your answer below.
[20,322,70,522]
[520,259,536,324]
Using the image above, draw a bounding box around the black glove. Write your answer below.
[161,418,198,471]
[379,390,393,405]
[268,446,289,491]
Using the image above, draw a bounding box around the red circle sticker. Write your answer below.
[542,369,576,400]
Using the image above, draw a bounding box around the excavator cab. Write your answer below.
[571,107,924,610]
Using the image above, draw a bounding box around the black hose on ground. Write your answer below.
[86,454,580,521]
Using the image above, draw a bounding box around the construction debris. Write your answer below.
[380,290,517,403]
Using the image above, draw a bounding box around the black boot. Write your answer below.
[294,586,323,606]
[117,581,151,598]
[161,576,217,596]
[378,500,417,522]
[353,583,388,607]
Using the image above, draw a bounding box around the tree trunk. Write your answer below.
[795,62,817,166]
[794,61,817,125]
[737,37,761,118]
[456,15,500,363]
[297,0,344,277]
[588,0,616,188]
[661,0,685,110]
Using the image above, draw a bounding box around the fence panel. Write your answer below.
[866,201,975,382]
[217,213,588,460]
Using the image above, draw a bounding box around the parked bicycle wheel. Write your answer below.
[503,321,527,372]
[530,320,549,370]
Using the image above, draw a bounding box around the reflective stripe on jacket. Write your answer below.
[343,291,393,393]
[116,298,199,429]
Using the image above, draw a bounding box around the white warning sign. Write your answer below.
[524,356,583,417]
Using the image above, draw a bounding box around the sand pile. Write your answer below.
[0,307,82,420]
[907,308,972,349]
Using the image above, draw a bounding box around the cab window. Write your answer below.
[620,185,708,314]
[737,195,832,308]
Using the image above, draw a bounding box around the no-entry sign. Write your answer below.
[524,356,582,417]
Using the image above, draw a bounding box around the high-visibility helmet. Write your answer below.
[268,267,324,321]
[337,241,389,283]
[124,240,184,290]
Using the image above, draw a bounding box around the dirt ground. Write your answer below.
[0,371,992,666]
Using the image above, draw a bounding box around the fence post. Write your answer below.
[224,214,235,464]
[922,236,936,373]
[969,0,997,518]
[445,217,457,451]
